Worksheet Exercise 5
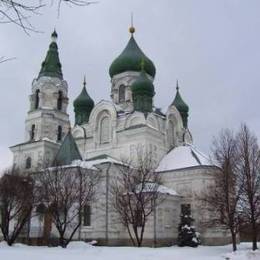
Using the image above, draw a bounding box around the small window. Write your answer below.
[181,204,191,216]
[100,116,110,144]
[119,85,126,103]
[168,120,175,147]
[57,125,62,141]
[57,91,63,111]
[25,157,32,169]
[135,208,143,227]
[83,205,91,226]
[30,124,35,140]
[35,89,40,109]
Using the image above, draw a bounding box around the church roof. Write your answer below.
[109,34,156,78]
[71,154,126,170]
[73,77,94,125]
[172,82,189,113]
[156,144,212,172]
[38,30,63,79]
[136,182,179,196]
[131,70,155,97]
[73,85,94,110]
[53,130,82,166]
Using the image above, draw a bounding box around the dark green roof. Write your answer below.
[73,78,94,125]
[131,70,155,97]
[53,130,82,166]
[109,35,156,78]
[38,31,63,79]
[172,82,189,128]
[73,85,94,111]
[172,84,189,113]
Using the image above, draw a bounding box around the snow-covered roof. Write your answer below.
[133,183,179,196]
[156,144,213,172]
[71,154,126,170]
[157,185,178,196]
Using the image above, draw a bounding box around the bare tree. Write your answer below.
[0,168,34,246]
[236,124,260,251]
[36,165,100,248]
[0,0,97,33]
[198,129,241,251]
[111,152,162,247]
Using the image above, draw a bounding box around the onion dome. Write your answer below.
[131,71,155,97]
[109,27,156,78]
[73,77,94,125]
[131,62,155,113]
[172,81,189,128]
[38,30,63,79]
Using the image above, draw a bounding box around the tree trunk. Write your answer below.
[231,230,237,251]
[251,222,258,251]
[59,236,67,248]
[126,224,136,246]
[43,212,52,245]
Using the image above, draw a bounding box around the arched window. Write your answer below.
[119,85,126,103]
[83,205,91,226]
[25,157,31,169]
[35,89,40,109]
[100,116,110,144]
[168,120,175,147]
[57,91,63,110]
[30,124,35,140]
[57,125,62,141]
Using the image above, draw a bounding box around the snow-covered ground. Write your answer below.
[0,241,259,260]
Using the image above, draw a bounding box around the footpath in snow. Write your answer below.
[0,241,259,260]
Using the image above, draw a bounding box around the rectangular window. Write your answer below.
[83,205,91,226]
[181,204,191,215]
[135,209,143,227]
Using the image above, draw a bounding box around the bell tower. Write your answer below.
[10,31,71,171]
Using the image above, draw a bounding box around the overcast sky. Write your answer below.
[0,0,260,170]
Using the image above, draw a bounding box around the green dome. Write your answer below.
[131,71,155,97]
[172,87,189,113]
[109,35,156,78]
[73,83,94,125]
[131,71,155,113]
[74,86,94,111]
[172,82,189,128]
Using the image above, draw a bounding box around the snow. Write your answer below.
[0,242,258,260]
[135,183,178,196]
[156,144,213,172]
[157,185,178,196]
[71,156,126,170]
[42,137,58,144]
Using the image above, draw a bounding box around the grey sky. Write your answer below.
[1,0,260,170]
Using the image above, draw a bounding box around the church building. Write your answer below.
[8,26,230,246]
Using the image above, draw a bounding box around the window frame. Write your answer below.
[35,89,40,109]
[82,204,91,227]
[30,124,35,140]
[100,116,110,144]
[57,125,62,141]
[25,157,32,169]
[57,90,63,111]
[118,84,126,103]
